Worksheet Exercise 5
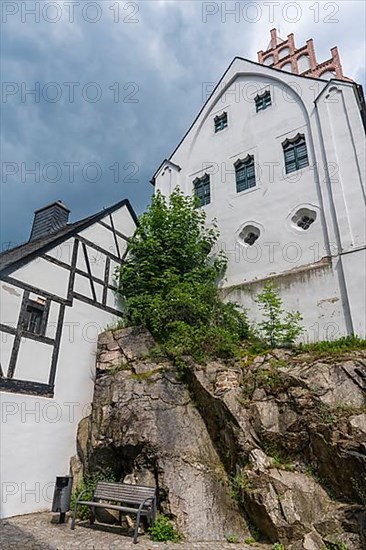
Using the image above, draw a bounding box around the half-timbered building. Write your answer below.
[0,198,137,518]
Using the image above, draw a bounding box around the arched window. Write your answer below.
[297,54,311,73]
[214,112,228,133]
[235,156,256,193]
[282,134,309,174]
[193,174,211,206]
[278,47,290,59]
[319,70,336,80]
[281,62,292,73]
[255,90,271,112]
[263,55,274,66]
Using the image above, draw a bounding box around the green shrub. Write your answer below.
[272,543,285,550]
[297,334,366,355]
[322,540,348,550]
[148,514,181,542]
[117,189,249,363]
[70,468,116,520]
[255,281,303,348]
[226,534,240,543]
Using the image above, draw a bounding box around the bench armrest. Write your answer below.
[138,495,156,512]
[75,489,92,505]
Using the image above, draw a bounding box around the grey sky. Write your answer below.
[1,0,365,247]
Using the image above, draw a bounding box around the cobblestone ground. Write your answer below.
[0,513,270,550]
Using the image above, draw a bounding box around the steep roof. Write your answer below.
[0,198,138,278]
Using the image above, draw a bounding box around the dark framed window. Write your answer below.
[255,91,271,112]
[291,208,317,231]
[283,134,309,174]
[244,231,259,245]
[238,225,260,247]
[193,174,211,206]
[214,112,228,133]
[22,299,47,336]
[235,156,256,193]
[297,215,315,230]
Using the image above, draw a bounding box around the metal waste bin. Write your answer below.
[51,476,73,523]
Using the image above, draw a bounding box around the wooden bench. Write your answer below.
[71,481,157,544]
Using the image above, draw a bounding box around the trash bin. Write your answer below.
[51,476,73,523]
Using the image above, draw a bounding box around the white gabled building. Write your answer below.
[152,30,366,341]
[0,198,137,518]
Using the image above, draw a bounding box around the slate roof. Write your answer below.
[0,198,138,278]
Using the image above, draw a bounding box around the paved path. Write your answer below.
[0,512,270,550]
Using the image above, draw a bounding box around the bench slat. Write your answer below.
[94,482,156,503]
[94,487,155,498]
[77,501,151,514]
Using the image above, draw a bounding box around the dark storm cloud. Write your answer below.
[1,1,365,248]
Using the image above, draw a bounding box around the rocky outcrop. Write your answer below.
[75,327,248,541]
[72,328,366,548]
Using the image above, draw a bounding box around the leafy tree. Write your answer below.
[255,281,303,348]
[117,189,248,362]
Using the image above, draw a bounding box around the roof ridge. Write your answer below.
[0,198,137,278]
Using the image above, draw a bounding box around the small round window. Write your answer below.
[292,208,317,231]
[238,225,260,246]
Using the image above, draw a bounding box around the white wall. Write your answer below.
[155,59,366,337]
[0,204,135,518]
[0,302,118,518]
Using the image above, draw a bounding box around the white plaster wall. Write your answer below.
[0,297,120,519]
[88,249,106,281]
[46,302,60,340]
[46,239,74,265]
[224,259,347,343]
[0,334,15,376]
[0,283,23,328]
[341,249,366,337]
[80,224,117,258]
[15,340,53,383]
[13,259,69,299]
[0,206,136,518]
[155,58,365,336]
[111,205,137,237]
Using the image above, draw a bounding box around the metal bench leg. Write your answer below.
[133,510,142,544]
[90,506,95,525]
[71,504,78,530]
[152,499,157,525]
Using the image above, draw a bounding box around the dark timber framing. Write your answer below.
[0,198,137,398]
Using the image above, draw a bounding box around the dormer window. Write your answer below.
[193,174,211,206]
[255,91,271,112]
[235,155,256,193]
[283,134,309,174]
[214,112,228,133]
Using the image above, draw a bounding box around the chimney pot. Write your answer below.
[29,200,70,242]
